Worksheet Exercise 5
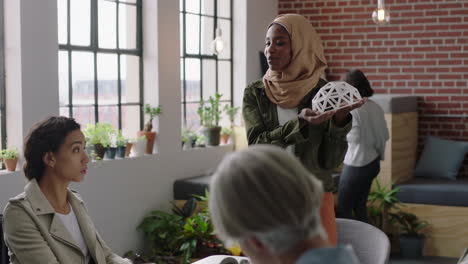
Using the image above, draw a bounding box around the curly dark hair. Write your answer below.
[343,69,374,97]
[23,116,81,182]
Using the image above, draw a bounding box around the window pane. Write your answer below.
[122,105,140,139]
[218,61,231,100]
[219,102,230,127]
[98,106,118,129]
[119,0,136,3]
[202,59,216,99]
[201,17,214,55]
[180,0,183,11]
[58,0,68,44]
[70,0,90,46]
[186,103,201,131]
[99,0,117,49]
[60,107,70,117]
[217,0,230,18]
[120,55,140,103]
[186,14,200,54]
[186,0,200,13]
[59,51,69,106]
[119,3,137,49]
[217,19,231,59]
[73,106,95,126]
[180,58,185,102]
[97,53,118,105]
[185,58,201,102]
[201,0,214,16]
[72,51,95,105]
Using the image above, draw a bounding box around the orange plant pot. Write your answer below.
[220,134,230,145]
[125,142,133,157]
[137,131,156,154]
[4,158,18,172]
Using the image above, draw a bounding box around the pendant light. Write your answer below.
[211,28,225,55]
[372,0,390,25]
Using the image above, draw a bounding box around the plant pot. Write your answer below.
[116,146,126,158]
[125,142,133,157]
[399,235,424,258]
[94,144,107,160]
[131,139,147,157]
[105,147,117,159]
[202,126,221,146]
[220,134,230,145]
[137,131,156,154]
[4,158,18,171]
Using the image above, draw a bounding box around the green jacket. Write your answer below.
[242,79,352,192]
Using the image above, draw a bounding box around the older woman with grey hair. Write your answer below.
[209,145,359,264]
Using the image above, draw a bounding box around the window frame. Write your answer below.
[58,0,144,130]
[0,0,6,150]
[180,0,233,127]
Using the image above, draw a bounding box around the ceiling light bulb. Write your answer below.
[372,6,390,24]
[211,28,225,55]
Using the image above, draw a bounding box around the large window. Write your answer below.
[58,0,143,137]
[0,0,5,150]
[180,0,233,130]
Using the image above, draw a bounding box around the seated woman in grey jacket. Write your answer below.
[3,116,130,264]
[209,145,360,264]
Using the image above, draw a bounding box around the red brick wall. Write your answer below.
[278,0,468,176]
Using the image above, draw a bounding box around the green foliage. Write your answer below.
[223,105,240,124]
[1,147,19,159]
[195,134,206,147]
[198,93,222,128]
[116,130,128,147]
[220,127,233,136]
[83,123,116,147]
[367,180,403,232]
[390,211,429,236]
[135,190,227,264]
[181,127,197,144]
[143,104,162,132]
[137,210,184,257]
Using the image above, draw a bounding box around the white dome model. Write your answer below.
[311,81,362,113]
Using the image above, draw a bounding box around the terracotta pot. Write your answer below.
[137,131,156,154]
[220,134,230,145]
[125,142,133,157]
[4,158,18,171]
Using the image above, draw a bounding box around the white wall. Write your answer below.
[232,0,278,113]
[0,0,278,256]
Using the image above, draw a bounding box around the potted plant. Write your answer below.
[1,147,19,171]
[367,179,403,234]
[115,130,128,159]
[390,211,429,258]
[198,93,222,146]
[137,104,161,155]
[126,193,229,264]
[181,127,198,149]
[83,123,116,160]
[220,127,232,145]
[195,134,206,148]
[130,135,147,157]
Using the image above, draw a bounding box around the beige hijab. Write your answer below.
[263,14,328,109]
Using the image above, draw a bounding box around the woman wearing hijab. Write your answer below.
[242,14,364,245]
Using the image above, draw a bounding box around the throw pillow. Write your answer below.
[414,136,468,180]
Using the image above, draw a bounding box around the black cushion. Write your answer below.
[173,172,213,200]
[395,178,468,207]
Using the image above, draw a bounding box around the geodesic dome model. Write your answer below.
[311,81,362,113]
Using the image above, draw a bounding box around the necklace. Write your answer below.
[54,202,70,214]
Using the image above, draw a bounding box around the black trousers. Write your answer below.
[336,157,380,223]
